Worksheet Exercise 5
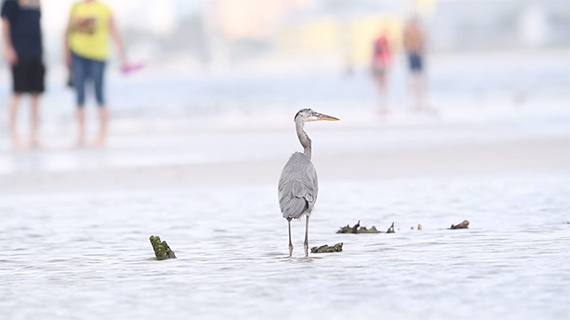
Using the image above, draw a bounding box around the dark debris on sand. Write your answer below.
[337,221,395,234]
[311,242,343,253]
[449,220,470,230]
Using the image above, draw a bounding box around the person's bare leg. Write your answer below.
[416,73,435,114]
[416,75,422,111]
[377,73,388,115]
[76,107,86,147]
[411,73,424,112]
[93,106,108,147]
[287,218,293,257]
[304,216,310,257]
[30,93,41,148]
[9,94,24,149]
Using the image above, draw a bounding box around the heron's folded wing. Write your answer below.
[279,184,309,219]
[278,153,319,219]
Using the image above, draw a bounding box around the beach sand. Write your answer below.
[1,120,568,195]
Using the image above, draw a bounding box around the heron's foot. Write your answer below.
[288,244,293,257]
[304,242,309,257]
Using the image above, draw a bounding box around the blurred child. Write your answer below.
[371,29,392,115]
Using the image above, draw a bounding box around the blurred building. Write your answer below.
[197,0,569,69]
[204,0,311,41]
[429,0,569,51]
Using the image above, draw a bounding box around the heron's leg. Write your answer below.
[287,218,293,257]
[304,216,310,257]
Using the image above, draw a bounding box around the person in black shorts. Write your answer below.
[1,0,44,148]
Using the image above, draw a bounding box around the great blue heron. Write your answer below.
[278,108,339,257]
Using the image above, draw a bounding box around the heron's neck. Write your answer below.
[295,118,312,160]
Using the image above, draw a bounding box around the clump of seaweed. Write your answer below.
[149,235,177,260]
[311,242,343,253]
[337,221,395,234]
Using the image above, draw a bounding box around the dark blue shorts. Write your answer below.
[408,54,423,72]
[71,52,106,107]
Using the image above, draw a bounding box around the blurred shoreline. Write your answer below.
[1,123,567,195]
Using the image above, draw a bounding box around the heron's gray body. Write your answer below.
[278,152,318,220]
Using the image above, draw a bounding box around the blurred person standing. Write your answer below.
[403,15,429,112]
[371,29,392,115]
[1,0,44,149]
[64,0,126,147]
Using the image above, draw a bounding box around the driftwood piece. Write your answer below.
[449,220,469,230]
[149,235,177,260]
[311,242,343,253]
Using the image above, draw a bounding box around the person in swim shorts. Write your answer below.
[1,0,44,148]
[403,15,431,112]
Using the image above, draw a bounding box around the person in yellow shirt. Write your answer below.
[64,0,126,147]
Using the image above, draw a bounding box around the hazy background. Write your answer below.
[1,0,569,135]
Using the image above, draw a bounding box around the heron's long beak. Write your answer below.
[316,113,340,121]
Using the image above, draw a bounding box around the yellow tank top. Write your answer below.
[68,1,112,61]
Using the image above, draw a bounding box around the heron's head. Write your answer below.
[295,108,340,122]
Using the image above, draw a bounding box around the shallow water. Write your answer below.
[1,172,569,320]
